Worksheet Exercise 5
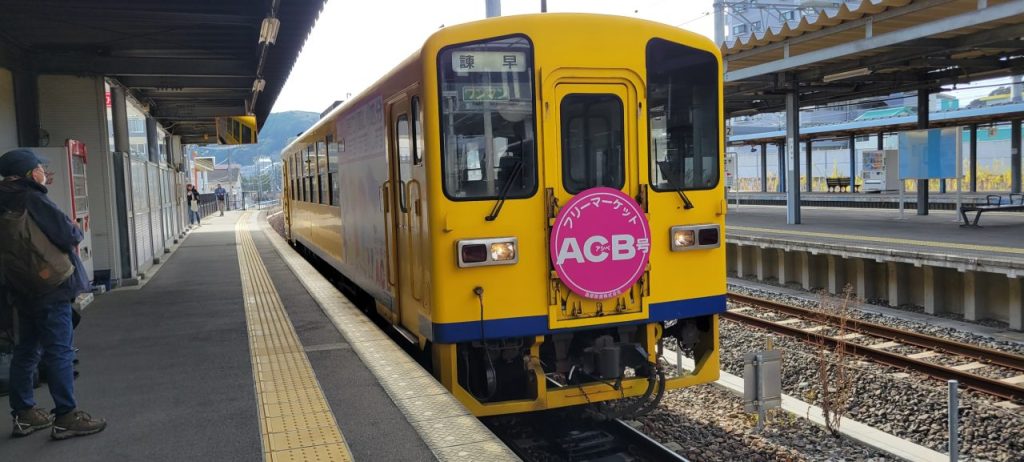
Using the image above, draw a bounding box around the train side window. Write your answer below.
[411,97,423,166]
[647,38,720,191]
[396,114,411,211]
[560,93,625,194]
[309,145,318,204]
[438,35,537,200]
[318,140,328,204]
[303,147,312,202]
[326,135,338,206]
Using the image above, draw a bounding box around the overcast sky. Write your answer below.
[272,0,716,113]
[271,0,1009,114]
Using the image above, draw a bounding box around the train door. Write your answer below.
[384,95,420,334]
[542,71,648,328]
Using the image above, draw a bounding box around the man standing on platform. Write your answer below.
[0,149,106,440]
[214,183,227,216]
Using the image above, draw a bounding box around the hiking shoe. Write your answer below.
[51,410,106,440]
[12,408,53,437]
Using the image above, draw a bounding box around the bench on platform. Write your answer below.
[826,177,857,193]
[959,194,1024,226]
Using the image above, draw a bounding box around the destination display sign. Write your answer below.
[450,51,527,73]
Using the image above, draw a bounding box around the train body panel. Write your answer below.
[283,13,725,416]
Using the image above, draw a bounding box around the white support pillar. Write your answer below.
[735,245,746,278]
[887,262,906,307]
[923,266,937,315]
[827,255,842,294]
[755,247,766,281]
[854,259,868,300]
[777,249,789,285]
[799,252,812,290]
[1010,276,1022,331]
[963,271,979,322]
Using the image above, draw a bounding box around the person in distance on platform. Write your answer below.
[214,183,227,216]
[186,183,201,226]
[0,149,107,439]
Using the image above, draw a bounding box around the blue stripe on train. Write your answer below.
[430,294,726,343]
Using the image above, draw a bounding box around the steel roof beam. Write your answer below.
[725,1,1024,82]
[117,76,254,90]
[33,55,253,77]
[2,6,261,27]
[153,104,247,118]
[797,21,1024,82]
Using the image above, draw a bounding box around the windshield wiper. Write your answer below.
[666,175,695,210]
[485,160,524,221]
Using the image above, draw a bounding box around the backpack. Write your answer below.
[0,194,75,295]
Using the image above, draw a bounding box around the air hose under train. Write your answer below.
[587,362,667,421]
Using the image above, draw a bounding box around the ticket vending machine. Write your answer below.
[860,149,899,193]
[35,140,94,304]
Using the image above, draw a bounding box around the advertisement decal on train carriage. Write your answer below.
[549,187,651,300]
[337,95,390,297]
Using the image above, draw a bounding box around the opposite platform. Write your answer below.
[725,205,1024,329]
[727,205,1024,270]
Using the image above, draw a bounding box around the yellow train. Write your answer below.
[281,13,725,417]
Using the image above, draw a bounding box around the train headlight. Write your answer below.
[490,242,516,261]
[670,225,721,251]
[672,229,696,248]
[457,237,519,267]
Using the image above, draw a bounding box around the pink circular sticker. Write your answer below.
[550,187,651,300]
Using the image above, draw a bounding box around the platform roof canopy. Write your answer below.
[0,0,325,144]
[723,0,1024,119]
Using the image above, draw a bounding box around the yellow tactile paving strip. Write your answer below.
[730,225,1024,256]
[235,212,353,462]
[257,213,520,462]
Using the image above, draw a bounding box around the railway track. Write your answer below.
[724,292,1024,402]
[486,413,688,461]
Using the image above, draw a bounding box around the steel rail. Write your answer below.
[722,309,1024,401]
[727,293,1024,372]
[604,419,690,462]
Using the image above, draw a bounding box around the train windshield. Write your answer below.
[439,36,537,200]
[647,38,720,191]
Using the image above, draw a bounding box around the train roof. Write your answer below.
[282,13,719,156]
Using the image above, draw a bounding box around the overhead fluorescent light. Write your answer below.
[259,17,280,45]
[823,67,871,83]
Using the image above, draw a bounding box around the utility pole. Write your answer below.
[714,1,725,46]
[257,157,263,210]
[486,0,500,18]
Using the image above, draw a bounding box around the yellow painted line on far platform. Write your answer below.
[729,226,1024,255]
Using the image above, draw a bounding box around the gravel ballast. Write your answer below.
[722,284,1024,461]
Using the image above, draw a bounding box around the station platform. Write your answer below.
[0,211,515,461]
[727,205,1024,263]
[725,205,1024,330]
[733,191,997,210]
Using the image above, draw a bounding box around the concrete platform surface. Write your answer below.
[0,211,514,461]
[727,205,1024,262]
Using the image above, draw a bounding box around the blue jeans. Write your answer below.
[9,302,77,416]
[189,209,200,224]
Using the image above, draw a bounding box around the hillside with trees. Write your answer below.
[192,110,319,164]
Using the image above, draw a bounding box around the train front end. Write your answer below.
[424,14,725,416]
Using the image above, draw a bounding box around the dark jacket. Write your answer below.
[0,178,90,306]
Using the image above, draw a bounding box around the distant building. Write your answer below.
[207,163,242,194]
